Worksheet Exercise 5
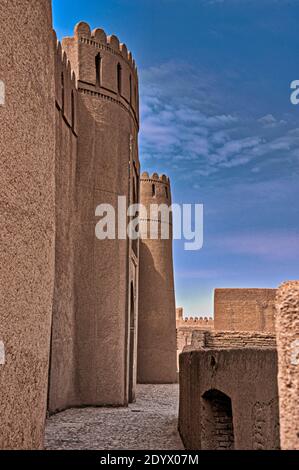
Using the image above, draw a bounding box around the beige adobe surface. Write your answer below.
[0,0,55,449]
[48,21,140,410]
[184,330,276,351]
[214,288,276,332]
[2,0,298,453]
[179,348,280,450]
[67,22,139,407]
[48,33,78,413]
[138,174,177,384]
[176,307,214,329]
[275,281,299,450]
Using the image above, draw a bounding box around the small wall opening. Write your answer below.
[135,84,138,108]
[71,90,75,130]
[61,72,65,112]
[201,389,234,450]
[117,63,122,95]
[95,53,102,88]
[129,75,132,105]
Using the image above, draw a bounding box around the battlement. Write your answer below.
[141,172,170,185]
[140,172,172,208]
[183,316,214,325]
[61,22,139,125]
[177,317,214,329]
[53,31,78,135]
[73,22,137,73]
[176,307,214,329]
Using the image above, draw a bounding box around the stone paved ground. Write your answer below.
[45,384,184,450]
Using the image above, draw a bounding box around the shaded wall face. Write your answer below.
[177,329,193,370]
[128,143,140,403]
[214,289,277,332]
[138,176,177,384]
[48,39,78,414]
[0,0,55,449]
[275,281,299,450]
[74,96,137,406]
[62,26,140,406]
[179,349,280,450]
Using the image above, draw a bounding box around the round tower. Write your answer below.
[61,23,140,405]
[138,172,177,383]
[0,0,55,448]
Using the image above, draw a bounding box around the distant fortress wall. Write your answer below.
[176,308,214,370]
[176,307,214,329]
[176,287,277,371]
[214,288,277,332]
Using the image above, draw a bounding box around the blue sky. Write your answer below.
[53,0,299,316]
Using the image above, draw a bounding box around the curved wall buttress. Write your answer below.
[0,0,55,448]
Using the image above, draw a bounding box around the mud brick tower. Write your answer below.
[137,173,177,383]
[48,21,140,409]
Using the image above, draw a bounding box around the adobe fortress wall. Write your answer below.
[176,308,214,370]
[214,288,277,332]
[184,330,276,351]
[48,34,79,413]
[0,0,55,449]
[179,348,280,450]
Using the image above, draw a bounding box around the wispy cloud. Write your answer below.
[140,61,299,180]
[258,114,287,129]
[212,231,299,260]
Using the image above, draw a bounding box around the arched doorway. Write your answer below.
[201,389,234,450]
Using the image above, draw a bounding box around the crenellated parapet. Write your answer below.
[176,307,214,329]
[140,172,171,207]
[74,22,138,74]
[141,172,170,184]
[53,31,78,136]
[181,317,214,327]
[61,22,139,128]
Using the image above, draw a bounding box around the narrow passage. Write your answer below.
[45,384,184,450]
